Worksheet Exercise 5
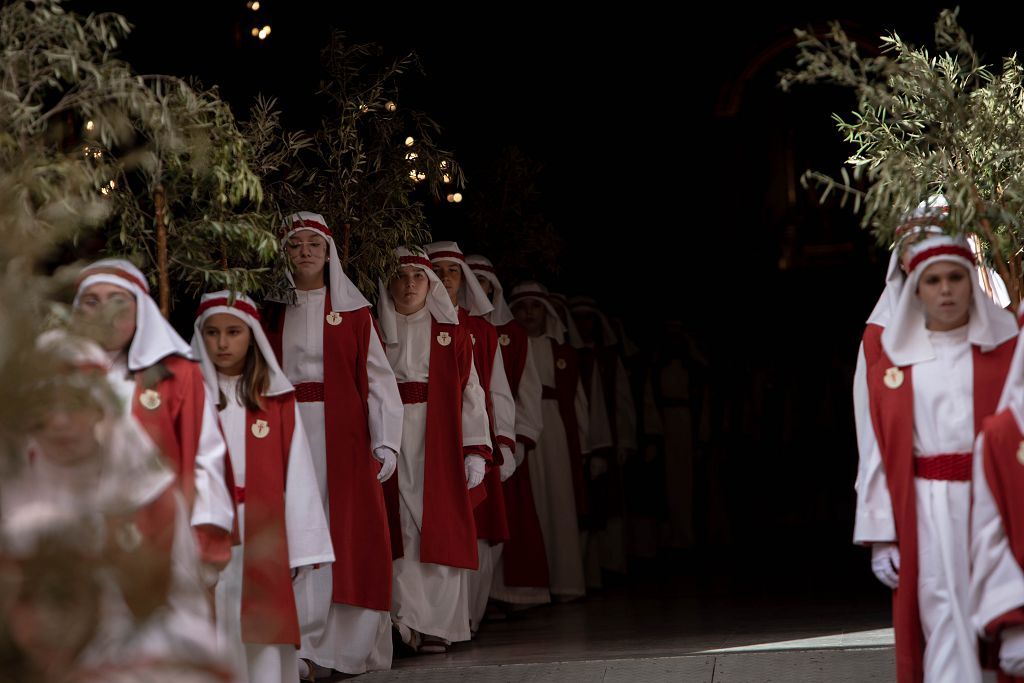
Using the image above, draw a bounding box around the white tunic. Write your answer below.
[528,335,589,599]
[281,287,401,674]
[213,374,333,683]
[386,306,490,643]
[468,340,516,632]
[488,342,549,606]
[909,326,982,683]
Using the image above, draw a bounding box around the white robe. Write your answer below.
[281,287,402,674]
[468,340,517,633]
[489,343,549,606]
[386,306,490,643]
[909,326,982,683]
[2,426,226,678]
[528,335,590,600]
[213,373,333,683]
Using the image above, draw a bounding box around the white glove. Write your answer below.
[373,447,397,483]
[870,542,900,589]
[1001,626,1024,676]
[513,441,526,467]
[499,444,516,482]
[465,454,486,489]
[589,455,608,479]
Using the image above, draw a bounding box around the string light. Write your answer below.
[251,27,259,37]
[385,101,397,112]
[404,136,415,147]
[442,174,451,184]
[85,120,95,131]
[452,193,463,203]
[405,152,418,161]
[439,160,448,170]
[246,0,260,8]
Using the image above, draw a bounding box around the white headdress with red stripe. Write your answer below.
[881,233,1017,365]
[377,246,460,345]
[507,281,566,344]
[466,254,514,326]
[280,211,371,312]
[191,291,293,397]
[73,258,193,371]
[568,295,619,348]
[425,240,494,317]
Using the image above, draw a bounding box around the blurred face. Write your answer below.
[917,261,971,331]
[512,299,548,337]
[389,266,429,315]
[433,261,462,306]
[31,401,102,467]
[285,230,328,288]
[201,313,251,376]
[476,274,494,299]
[8,563,99,676]
[75,283,137,353]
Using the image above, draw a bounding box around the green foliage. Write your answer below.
[780,8,1024,298]
[255,33,464,299]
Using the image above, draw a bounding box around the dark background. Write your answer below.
[67,1,1024,598]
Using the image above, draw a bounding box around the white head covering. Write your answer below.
[425,241,494,318]
[280,211,371,312]
[867,196,948,328]
[465,254,514,326]
[508,281,566,344]
[547,291,583,347]
[377,246,460,345]
[880,233,1017,366]
[568,295,619,348]
[25,331,176,514]
[191,291,293,397]
[73,258,192,371]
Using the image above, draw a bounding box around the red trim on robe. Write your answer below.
[413,315,487,569]
[863,323,1015,683]
[237,393,301,645]
[979,410,1024,682]
[497,320,549,587]
[464,311,511,545]
[130,355,234,565]
[263,299,393,611]
[551,339,588,517]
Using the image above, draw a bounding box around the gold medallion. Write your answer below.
[883,367,904,390]
[139,389,161,410]
[251,419,270,439]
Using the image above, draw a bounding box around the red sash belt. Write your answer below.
[913,452,972,481]
[398,382,429,404]
[234,485,246,504]
[294,382,325,403]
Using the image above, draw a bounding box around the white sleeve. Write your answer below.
[462,354,491,449]
[490,346,516,445]
[285,403,335,568]
[587,369,613,452]
[614,358,637,451]
[190,384,235,533]
[515,343,543,444]
[852,342,896,545]
[575,377,592,455]
[971,433,1024,635]
[366,323,403,455]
